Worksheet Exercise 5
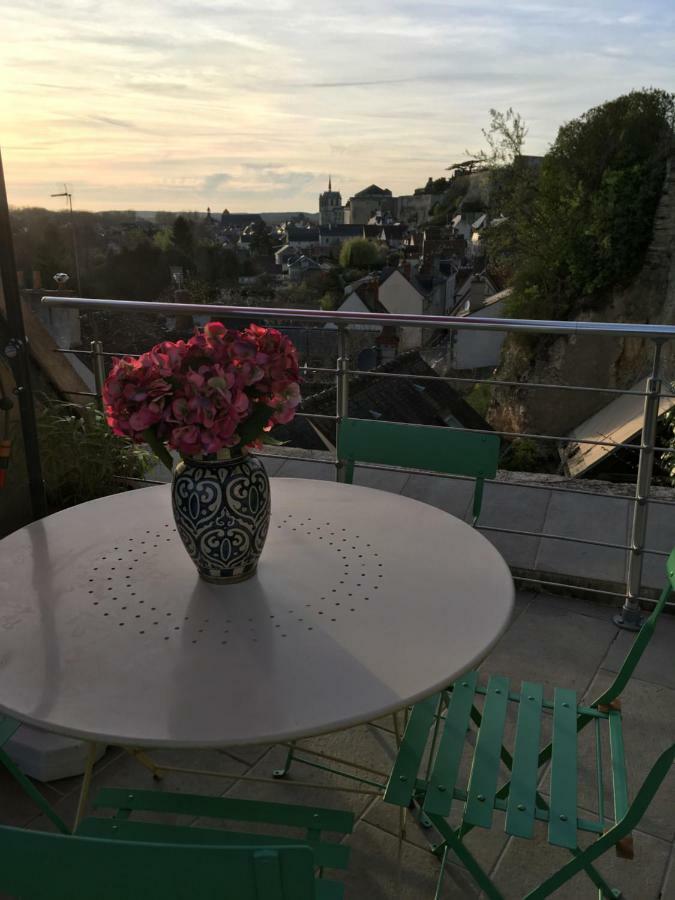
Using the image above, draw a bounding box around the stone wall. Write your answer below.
[488,156,675,438]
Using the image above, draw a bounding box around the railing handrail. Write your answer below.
[41,292,673,626]
[42,296,675,341]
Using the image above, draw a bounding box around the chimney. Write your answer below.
[32,271,41,290]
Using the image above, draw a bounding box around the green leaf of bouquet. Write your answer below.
[142,428,174,471]
[238,403,275,446]
[261,434,287,446]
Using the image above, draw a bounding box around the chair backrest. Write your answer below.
[0,826,317,900]
[593,547,675,709]
[337,417,500,522]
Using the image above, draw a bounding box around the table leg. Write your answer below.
[123,746,165,781]
[73,741,98,831]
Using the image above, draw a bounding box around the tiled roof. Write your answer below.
[286,226,319,242]
[353,184,392,198]
[220,213,263,226]
[319,224,364,238]
[276,350,492,450]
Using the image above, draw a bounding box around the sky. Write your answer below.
[1,0,674,213]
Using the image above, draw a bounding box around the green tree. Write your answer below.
[484,89,675,320]
[249,220,274,257]
[96,239,170,300]
[170,215,194,259]
[35,222,69,284]
[339,238,383,269]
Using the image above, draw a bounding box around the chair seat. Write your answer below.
[77,816,350,870]
[385,671,628,850]
[79,786,352,900]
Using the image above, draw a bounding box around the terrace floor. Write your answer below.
[1,586,673,899]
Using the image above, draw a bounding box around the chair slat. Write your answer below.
[93,788,353,835]
[464,675,510,828]
[78,818,351,870]
[384,694,440,807]
[424,672,478,817]
[254,850,285,900]
[549,688,578,848]
[315,880,345,900]
[608,710,629,822]
[505,682,544,839]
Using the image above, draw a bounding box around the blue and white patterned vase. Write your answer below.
[171,452,271,584]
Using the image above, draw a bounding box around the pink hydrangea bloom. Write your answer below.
[103,322,301,458]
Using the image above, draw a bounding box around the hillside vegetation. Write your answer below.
[487,89,675,320]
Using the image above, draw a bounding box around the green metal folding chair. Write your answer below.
[0,786,353,899]
[383,548,675,899]
[338,417,500,524]
[273,417,501,784]
[0,715,70,835]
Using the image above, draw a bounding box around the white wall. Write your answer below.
[379,270,424,350]
[449,297,508,369]
[325,293,380,332]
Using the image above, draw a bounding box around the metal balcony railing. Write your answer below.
[42,295,675,628]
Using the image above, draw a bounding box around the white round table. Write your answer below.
[0,478,514,749]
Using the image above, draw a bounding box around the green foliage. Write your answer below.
[249,220,274,257]
[421,176,451,195]
[657,404,675,486]
[38,401,156,510]
[339,238,383,269]
[10,208,246,302]
[466,383,491,417]
[499,437,555,473]
[319,292,339,311]
[488,89,675,320]
[153,228,172,252]
[96,239,170,300]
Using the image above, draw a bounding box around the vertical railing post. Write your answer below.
[615,340,664,630]
[90,339,106,409]
[335,326,350,483]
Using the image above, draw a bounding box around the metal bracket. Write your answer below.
[613,608,644,631]
[3,339,22,359]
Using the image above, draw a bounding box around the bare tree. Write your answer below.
[469,108,528,168]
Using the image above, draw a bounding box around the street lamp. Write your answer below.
[50,185,82,295]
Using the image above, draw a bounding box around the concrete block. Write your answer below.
[402,473,473,520]
[536,491,630,584]
[275,459,335,481]
[477,482,550,570]
[352,465,410,493]
[5,726,106,783]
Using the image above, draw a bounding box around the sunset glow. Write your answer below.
[2,0,673,211]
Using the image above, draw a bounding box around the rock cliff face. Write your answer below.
[488,157,675,437]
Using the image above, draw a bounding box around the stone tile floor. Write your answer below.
[146,453,675,591]
[2,589,673,899]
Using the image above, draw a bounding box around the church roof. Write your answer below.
[353,184,392,198]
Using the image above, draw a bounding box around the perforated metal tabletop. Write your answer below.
[0,478,514,748]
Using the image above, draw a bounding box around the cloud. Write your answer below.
[201,172,231,192]
[3,0,674,211]
[87,115,140,129]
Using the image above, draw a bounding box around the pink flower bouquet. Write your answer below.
[103,322,301,467]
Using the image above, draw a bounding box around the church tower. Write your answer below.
[319,176,344,226]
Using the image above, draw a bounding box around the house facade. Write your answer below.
[447,287,511,370]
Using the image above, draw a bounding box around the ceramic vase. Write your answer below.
[171,452,271,584]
